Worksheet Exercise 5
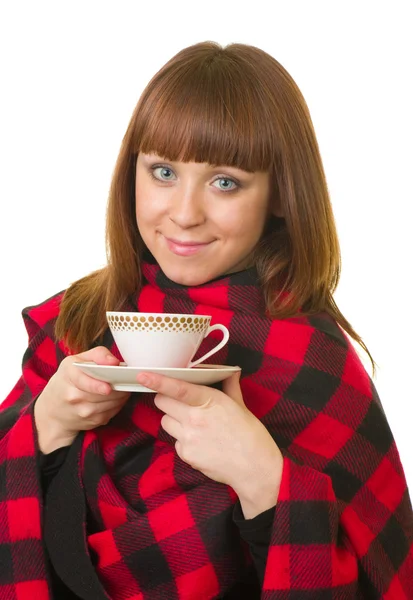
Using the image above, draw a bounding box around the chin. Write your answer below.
[161,264,214,287]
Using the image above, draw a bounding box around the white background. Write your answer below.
[0,2,411,489]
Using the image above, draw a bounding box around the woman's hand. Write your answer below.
[137,371,284,518]
[34,346,130,454]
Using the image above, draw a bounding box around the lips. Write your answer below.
[163,236,212,257]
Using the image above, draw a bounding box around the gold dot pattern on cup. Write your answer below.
[107,314,209,332]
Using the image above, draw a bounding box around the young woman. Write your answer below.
[1,41,412,599]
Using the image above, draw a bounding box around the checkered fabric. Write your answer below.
[1,259,412,599]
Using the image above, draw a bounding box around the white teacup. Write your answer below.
[106,312,230,368]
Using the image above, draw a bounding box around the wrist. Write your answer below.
[34,393,76,454]
[236,454,283,519]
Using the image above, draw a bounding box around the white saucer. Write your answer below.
[73,362,241,392]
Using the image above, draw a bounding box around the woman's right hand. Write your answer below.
[34,346,131,453]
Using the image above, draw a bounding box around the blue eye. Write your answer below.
[149,166,239,191]
[151,166,176,181]
[212,178,238,192]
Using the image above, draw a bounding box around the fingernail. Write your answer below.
[137,374,149,385]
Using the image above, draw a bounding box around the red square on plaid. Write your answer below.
[367,457,406,513]
[148,495,195,541]
[16,580,50,599]
[331,545,357,586]
[176,563,219,598]
[99,500,128,530]
[89,529,122,569]
[7,414,35,459]
[25,297,61,327]
[36,337,58,369]
[383,575,409,599]
[341,349,372,396]
[241,378,281,419]
[8,498,41,541]
[189,284,228,309]
[264,545,290,588]
[341,505,375,557]
[294,413,353,459]
[139,451,175,499]
[132,401,162,438]
[138,282,166,313]
[264,320,313,364]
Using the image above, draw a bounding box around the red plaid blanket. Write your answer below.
[1,261,412,599]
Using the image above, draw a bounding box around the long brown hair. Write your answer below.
[56,41,374,371]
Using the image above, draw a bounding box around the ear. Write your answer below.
[268,187,283,218]
[271,203,283,217]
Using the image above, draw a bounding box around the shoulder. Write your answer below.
[265,311,372,399]
[21,290,66,339]
[265,311,348,361]
[306,312,372,395]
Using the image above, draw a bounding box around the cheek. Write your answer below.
[135,182,164,222]
[135,181,145,214]
[219,203,267,238]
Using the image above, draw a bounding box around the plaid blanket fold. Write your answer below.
[0,262,412,599]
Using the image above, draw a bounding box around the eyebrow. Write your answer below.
[140,154,254,177]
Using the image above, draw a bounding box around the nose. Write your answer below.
[168,186,205,229]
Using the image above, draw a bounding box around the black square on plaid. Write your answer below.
[0,543,13,585]
[378,514,410,571]
[198,507,239,561]
[307,315,347,348]
[323,460,363,503]
[357,402,394,454]
[226,344,264,376]
[286,365,341,412]
[0,463,6,501]
[125,542,173,589]
[358,564,381,598]
[11,539,46,582]
[289,501,332,545]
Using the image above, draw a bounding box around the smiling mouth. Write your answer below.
[163,235,213,257]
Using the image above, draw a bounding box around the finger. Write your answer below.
[160,414,183,440]
[67,363,129,401]
[137,372,211,407]
[95,397,129,414]
[68,368,115,398]
[76,397,128,419]
[75,346,121,366]
[174,440,191,464]
[76,398,126,419]
[154,394,191,423]
[222,371,244,406]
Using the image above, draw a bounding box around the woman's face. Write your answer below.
[135,152,273,286]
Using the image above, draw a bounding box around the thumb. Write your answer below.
[75,345,120,366]
[222,371,244,406]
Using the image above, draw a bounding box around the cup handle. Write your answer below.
[187,324,230,368]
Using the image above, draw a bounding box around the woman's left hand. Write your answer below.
[136,371,284,518]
